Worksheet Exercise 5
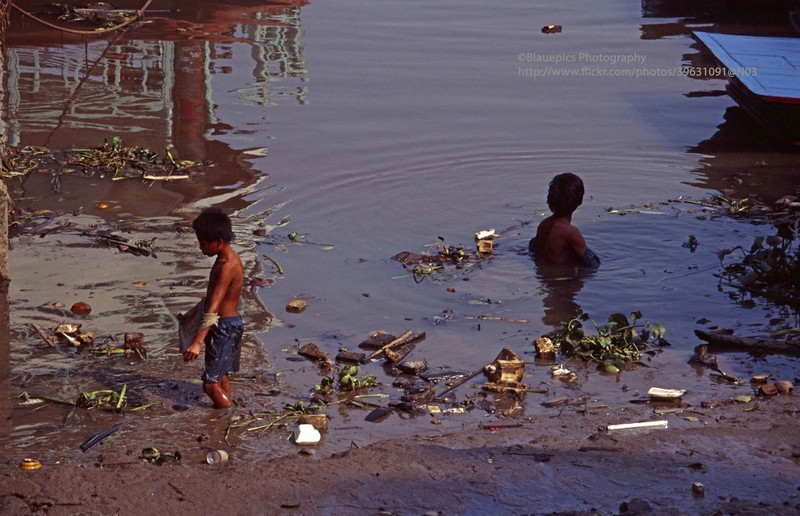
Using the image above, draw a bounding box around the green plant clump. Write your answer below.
[718,230,800,307]
[314,365,377,395]
[551,310,667,367]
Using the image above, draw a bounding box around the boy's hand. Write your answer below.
[183,341,202,362]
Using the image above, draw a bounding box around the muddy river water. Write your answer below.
[2,1,799,465]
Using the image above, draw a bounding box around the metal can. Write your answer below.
[20,458,41,471]
[206,450,229,464]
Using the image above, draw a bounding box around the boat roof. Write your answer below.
[693,31,800,103]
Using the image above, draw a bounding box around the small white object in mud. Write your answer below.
[607,420,669,431]
[646,387,686,399]
[294,424,321,445]
[551,364,573,377]
[474,229,497,241]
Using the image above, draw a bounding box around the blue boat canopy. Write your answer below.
[693,31,800,103]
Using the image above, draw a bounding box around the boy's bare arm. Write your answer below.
[183,258,241,362]
[567,226,588,260]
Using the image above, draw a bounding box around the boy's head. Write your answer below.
[192,207,234,244]
[547,173,584,216]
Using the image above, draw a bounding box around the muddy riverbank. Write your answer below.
[2,391,799,515]
[2,205,799,515]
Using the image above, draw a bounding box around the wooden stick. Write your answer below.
[466,315,528,324]
[142,174,189,181]
[435,367,486,399]
[363,330,414,362]
[31,323,57,347]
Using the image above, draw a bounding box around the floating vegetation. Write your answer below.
[551,310,667,367]
[717,231,800,308]
[393,234,494,283]
[225,400,326,441]
[683,194,754,215]
[19,385,156,414]
[92,345,148,361]
[313,365,377,396]
[1,137,207,183]
[53,3,140,27]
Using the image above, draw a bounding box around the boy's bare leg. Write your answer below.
[203,381,232,408]
[220,375,231,398]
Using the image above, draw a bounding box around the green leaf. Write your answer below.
[650,322,666,339]
[608,313,629,328]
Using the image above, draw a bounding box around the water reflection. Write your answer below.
[535,262,595,331]
[2,0,309,214]
[640,0,796,40]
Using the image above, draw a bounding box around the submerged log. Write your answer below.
[694,329,800,356]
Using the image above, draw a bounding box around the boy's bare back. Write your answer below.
[530,215,588,265]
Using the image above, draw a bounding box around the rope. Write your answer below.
[10,0,155,36]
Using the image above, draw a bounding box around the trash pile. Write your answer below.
[30,319,148,361]
[392,230,498,282]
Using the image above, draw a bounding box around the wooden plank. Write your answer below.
[363,331,425,362]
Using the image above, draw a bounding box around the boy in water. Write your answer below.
[184,207,244,408]
[529,173,600,268]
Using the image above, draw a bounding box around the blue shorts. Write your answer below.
[202,315,243,384]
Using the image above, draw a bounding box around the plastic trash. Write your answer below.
[294,424,321,445]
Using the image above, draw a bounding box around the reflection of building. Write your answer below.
[4,1,308,144]
[2,1,308,213]
[640,0,796,40]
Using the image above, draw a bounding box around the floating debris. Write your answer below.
[392,232,498,282]
[534,336,556,360]
[551,364,574,378]
[71,301,92,316]
[1,138,206,183]
[286,299,307,313]
[774,380,794,394]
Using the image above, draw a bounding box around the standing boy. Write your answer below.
[529,173,600,268]
[184,207,244,408]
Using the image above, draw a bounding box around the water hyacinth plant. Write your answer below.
[551,310,667,369]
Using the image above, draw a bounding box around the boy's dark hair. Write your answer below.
[192,207,234,243]
[547,173,584,216]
